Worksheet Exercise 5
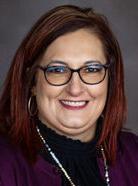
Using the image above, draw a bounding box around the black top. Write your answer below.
[38,120,106,186]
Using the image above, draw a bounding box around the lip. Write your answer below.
[59,100,89,110]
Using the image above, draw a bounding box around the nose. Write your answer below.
[66,72,85,96]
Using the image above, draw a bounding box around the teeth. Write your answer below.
[61,100,86,106]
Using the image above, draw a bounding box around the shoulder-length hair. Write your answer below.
[0,5,126,164]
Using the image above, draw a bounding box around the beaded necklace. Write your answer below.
[36,126,110,186]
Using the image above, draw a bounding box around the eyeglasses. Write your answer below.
[37,61,111,86]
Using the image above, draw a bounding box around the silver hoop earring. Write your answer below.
[28,95,37,116]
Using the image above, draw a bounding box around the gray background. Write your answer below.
[0,0,138,134]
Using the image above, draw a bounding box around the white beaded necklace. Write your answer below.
[36,126,110,186]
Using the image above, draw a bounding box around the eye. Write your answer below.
[46,66,68,73]
[85,64,103,73]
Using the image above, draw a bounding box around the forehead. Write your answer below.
[39,29,106,66]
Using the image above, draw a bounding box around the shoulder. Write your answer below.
[0,136,17,161]
[0,136,21,175]
[117,131,138,161]
[0,136,19,158]
[0,136,34,185]
[107,131,138,185]
[118,131,138,150]
[0,136,61,186]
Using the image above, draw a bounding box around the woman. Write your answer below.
[0,4,137,186]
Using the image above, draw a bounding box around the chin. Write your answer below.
[60,119,87,128]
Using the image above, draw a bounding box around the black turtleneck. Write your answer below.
[37,120,106,186]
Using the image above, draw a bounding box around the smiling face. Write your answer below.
[33,29,108,142]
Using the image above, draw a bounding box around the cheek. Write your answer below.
[35,81,55,119]
[35,75,63,106]
[88,81,108,118]
[35,79,65,123]
[89,80,108,100]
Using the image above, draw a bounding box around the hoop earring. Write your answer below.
[28,95,37,116]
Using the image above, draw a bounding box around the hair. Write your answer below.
[0,5,126,164]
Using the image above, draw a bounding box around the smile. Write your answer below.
[60,100,88,110]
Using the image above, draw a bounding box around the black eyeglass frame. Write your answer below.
[36,62,111,86]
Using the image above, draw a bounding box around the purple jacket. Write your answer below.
[0,131,137,186]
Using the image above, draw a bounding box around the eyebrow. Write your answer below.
[84,60,103,65]
[48,60,67,65]
[47,60,103,66]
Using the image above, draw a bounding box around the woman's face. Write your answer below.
[33,29,108,142]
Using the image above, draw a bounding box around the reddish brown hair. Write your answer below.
[0,5,126,163]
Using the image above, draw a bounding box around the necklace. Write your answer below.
[36,126,110,186]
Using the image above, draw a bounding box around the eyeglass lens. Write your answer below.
[46,66,71,85]
[44,63,107,85]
